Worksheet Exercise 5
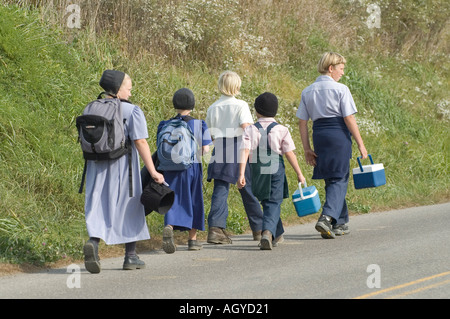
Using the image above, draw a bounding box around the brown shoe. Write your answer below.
[207,227,232,244]
[252,230,262,241]
[260,230,273,250]
[273,235,284,247]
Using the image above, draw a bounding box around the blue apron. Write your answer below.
[207,136,241,184]
[312,117,352,180]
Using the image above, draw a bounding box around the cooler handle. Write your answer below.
[298,181,307,200]
[357,154,374,172]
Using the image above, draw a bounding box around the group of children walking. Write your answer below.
[82,52,368,272]
[157,71,306,255]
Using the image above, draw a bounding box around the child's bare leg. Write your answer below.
[188,228,197,240]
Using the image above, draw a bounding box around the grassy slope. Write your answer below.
[0,3,448,265]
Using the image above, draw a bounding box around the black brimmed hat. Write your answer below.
[140,180,174,216]
[140,162,174,216]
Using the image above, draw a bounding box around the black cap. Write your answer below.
[254,92,278,117]
[172,88,195,110]
[99,70,125,95]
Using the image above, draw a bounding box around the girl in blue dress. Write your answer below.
[157,88,212,253]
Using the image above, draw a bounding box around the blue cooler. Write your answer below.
[352,154,386,189]
[292,182,321,217]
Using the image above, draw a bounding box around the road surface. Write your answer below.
[1,203,449,301]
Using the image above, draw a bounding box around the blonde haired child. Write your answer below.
[206,71,264,244]
[297,52,367,239]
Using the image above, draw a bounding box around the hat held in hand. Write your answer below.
[140,164,174,216]
[141,180,174,216]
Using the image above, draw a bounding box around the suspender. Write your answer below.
[254,121,278,156]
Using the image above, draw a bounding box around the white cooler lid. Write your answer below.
[352,163,384,175]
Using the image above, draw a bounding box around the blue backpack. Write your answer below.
[156,115,197,171]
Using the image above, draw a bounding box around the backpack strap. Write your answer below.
[119,100,133,196]
[127,140,133,197]
[172,114,194,122]
[97,91,118,99]
[78,159,88,194]
[120,100,133,197]
[170,114,197,145]
[77,150,133,197]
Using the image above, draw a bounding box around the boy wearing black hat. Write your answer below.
[157,88,212,253]
[238,92,305,250]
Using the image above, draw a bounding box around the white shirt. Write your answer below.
[206,95,254,139]
[296,75,357,121]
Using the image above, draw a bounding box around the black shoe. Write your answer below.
[188,240,203,251]
[315,215,335,239]
[84,240,101,274]
[123,255,146,270]
[162,226,176,254]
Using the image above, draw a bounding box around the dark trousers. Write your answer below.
[322,172,350,225]
[207,166,263,231]
[260,162,285,239]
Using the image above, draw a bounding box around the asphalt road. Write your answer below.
[1,203,449,300]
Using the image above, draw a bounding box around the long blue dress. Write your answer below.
[84,101,150,245]
[157,115,212,231]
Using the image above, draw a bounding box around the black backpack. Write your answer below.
[76,93,133,196]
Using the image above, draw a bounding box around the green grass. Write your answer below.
[0,2,448,266]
